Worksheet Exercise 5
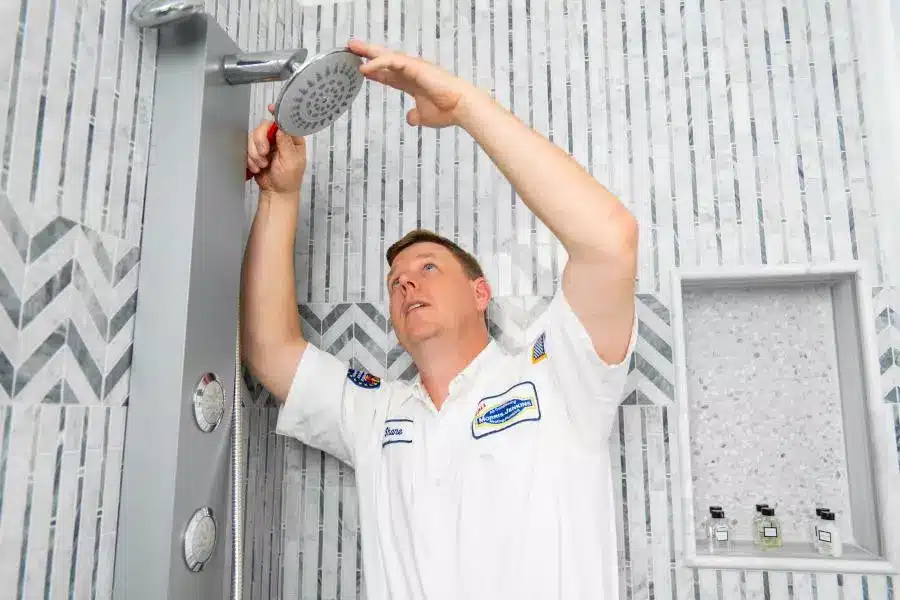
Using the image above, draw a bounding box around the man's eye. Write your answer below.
[423,263,436,271]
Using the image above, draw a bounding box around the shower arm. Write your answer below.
[221,50,309,85]
[129,1,309,86]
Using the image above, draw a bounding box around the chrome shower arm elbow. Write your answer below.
[221,50,309,85]
[130,0,205,28]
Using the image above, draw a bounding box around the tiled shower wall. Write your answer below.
[0,2,898,600]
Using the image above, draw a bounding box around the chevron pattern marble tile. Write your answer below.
[0,192,138,406]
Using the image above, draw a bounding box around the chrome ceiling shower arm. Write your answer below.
[221,50,309,85]
[130,0,204,28]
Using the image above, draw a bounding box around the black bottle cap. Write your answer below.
[821,511,835,521]
[761,507,775,516]
[710,508,725,518]
[756,503,769,511]
[815,508,829,517]
[709,505,722,513]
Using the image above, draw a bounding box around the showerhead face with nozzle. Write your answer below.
[273,49,365,137]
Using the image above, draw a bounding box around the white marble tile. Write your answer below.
[124,28,157,244]
[0,0,22,168]
[0,407,33,587]
[19,406,60,596]
[103,17,143,240]
[279,436,305,600]
[46,406,86,599]
[815,572,842,600]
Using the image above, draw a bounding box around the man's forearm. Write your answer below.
[455,89,637,262]
[240,191,306,398]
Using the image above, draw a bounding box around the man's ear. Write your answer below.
[473,277,492,312]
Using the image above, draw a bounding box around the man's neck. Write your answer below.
[411,330,490,410]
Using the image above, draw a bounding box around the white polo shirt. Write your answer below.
[276,287,637,600]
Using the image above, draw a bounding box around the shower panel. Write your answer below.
[113,3,364,596]
[113,15,249,600]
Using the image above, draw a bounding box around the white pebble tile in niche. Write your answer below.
[669,263,900,575]
[683,282,851,544]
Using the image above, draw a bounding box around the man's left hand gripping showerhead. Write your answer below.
[246,105,307,195]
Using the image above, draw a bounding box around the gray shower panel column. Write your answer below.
[113,15,249,600]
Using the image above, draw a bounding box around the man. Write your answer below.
[241,39,638,600]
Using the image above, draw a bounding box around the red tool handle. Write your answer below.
[245,122,279,181]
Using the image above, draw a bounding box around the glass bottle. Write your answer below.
[810,507,828,551]
[702,506,722,538]
[752,503,769,544]
[707,507,734,552]
[758,507,783,550]
[816,511,842,558]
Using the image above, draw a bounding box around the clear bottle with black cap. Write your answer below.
[809,507,829,551]
[752,503,769,544]
[706,507,734,552]
[701,506,722,539]
[757,507,783,549]
[816,511,842,557]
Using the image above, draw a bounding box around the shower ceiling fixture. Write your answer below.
[129,0,205,28]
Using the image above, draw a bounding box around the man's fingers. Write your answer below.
[347,38,390,59]
[275,129,307,160]
[359,52,412,75]
[253,122,274,156]
[289,133,306,147]
[274,129,294,153]
[365,67,403,89]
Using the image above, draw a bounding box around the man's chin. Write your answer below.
[400,325,442,348]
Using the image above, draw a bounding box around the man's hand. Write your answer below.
[347,39,482,129]
[247,104,307,194]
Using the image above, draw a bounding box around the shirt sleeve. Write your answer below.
[531,286,638,437]
[274,343,384,467]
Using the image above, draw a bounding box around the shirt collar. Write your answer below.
[410,339,501,407]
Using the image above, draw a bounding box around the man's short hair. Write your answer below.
[386,229,485,280]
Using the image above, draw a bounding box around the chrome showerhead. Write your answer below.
[223,48,364,138]
[273,49,364,137]
[130,0,204,28]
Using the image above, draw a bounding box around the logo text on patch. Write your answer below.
[472,381,541,439]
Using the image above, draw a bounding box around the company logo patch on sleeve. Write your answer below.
[531,332,547,364]
[347,368,381,389]
[382,418,414,447]
[471,381,541,439]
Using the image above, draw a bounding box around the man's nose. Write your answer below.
[398,274,417,292]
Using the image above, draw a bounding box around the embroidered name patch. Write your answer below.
[531,332,547,364]
[471,381,541,439]
[347,368,381,389]
[382,418,414,447]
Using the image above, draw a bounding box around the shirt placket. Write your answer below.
[419,387,461,599]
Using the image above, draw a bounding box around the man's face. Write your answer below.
[387,242,490,350]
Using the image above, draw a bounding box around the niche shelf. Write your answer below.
[671,263,899,574]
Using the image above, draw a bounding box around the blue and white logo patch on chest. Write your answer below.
[471,381,541,439]
[382,418,414,447]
